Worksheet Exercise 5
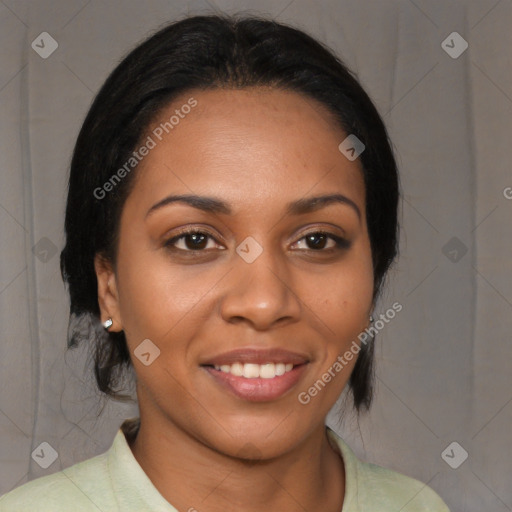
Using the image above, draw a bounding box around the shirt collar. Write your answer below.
[106,418,178,511]
[326,426,360,511]
[107,419,356,511]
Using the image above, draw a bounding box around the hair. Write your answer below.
[60,13,399,412]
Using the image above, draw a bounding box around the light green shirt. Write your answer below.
[0,420,450,511]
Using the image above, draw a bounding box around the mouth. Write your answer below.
[201,348,309,402]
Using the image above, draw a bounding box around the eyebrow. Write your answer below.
[146,193,361,219]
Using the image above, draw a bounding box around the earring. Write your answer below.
[359,314,375,345]
[102,318,113,330]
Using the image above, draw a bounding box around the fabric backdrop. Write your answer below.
[0,1,511,510]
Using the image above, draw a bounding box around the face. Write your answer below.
[96,87,374,459]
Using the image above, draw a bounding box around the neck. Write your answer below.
[129,415,345,512]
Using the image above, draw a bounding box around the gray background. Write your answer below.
[0,0,511,510]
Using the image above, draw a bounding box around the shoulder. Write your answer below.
[354,459,450,512]
[0,449,116,512]
[327,428,450,512]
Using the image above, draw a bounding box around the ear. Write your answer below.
[94,253,123,332]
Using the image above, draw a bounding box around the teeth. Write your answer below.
[259,363,275,379]
[231,362,243,377]
[213,362,295,379]
[243,363,260,378]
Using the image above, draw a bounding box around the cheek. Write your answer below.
[313,247,374,359]
[114,245,218,347]
[294,254,373,411]
[312,249,373,318]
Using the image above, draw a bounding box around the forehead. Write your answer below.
[127,87,366,217]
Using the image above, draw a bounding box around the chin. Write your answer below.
[196,413,314,461]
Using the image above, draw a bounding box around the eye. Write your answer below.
[292,231,350,251]
[164,229,224,252]
[164,228,349,253]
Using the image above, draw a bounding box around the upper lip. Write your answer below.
[201,348,309,366]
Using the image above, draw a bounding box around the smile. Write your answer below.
[213,362,295,379]
[201,347,310,401]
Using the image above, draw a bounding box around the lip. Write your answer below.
[200,348,310,402]
[203,363,309,402]
[201,348,309,366]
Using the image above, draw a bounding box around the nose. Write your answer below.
[219,241,302,331]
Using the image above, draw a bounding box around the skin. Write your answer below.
[95,87,374,512]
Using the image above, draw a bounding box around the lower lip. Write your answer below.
[203,364,308,402]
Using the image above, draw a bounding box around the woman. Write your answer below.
[0,14,450,512]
